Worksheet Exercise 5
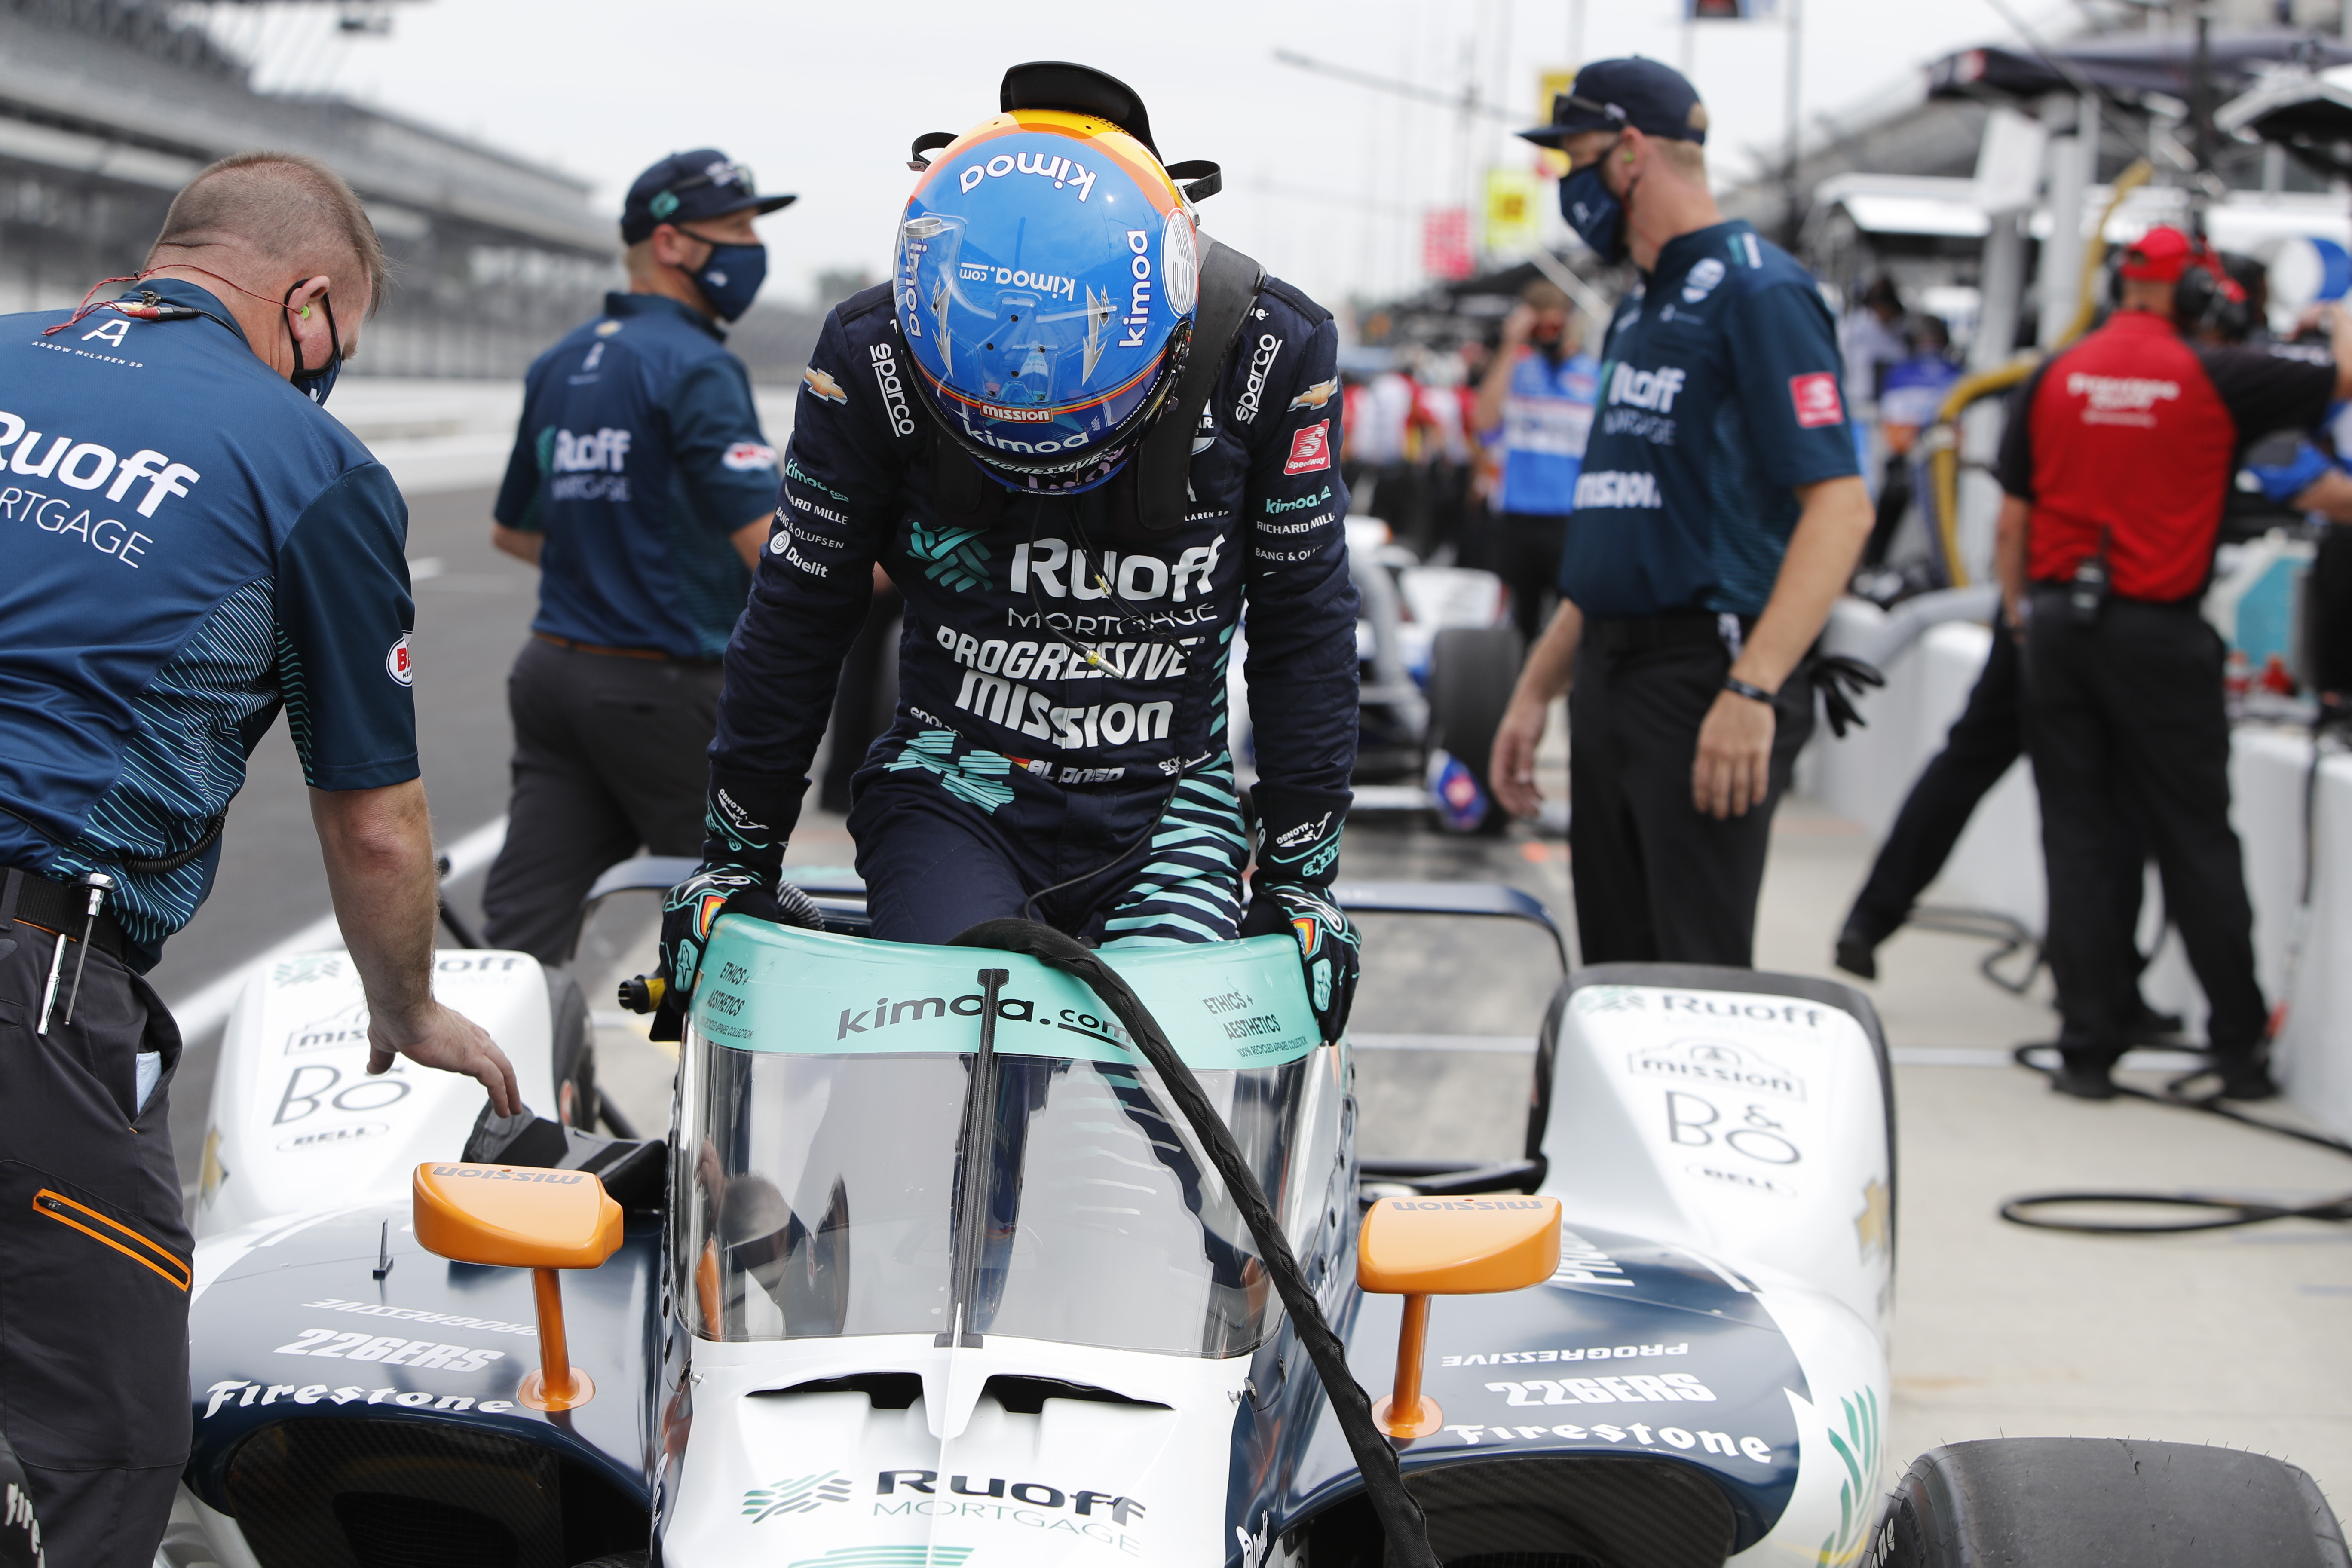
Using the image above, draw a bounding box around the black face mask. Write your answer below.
[284,282,343,407]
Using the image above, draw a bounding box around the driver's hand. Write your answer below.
[1491,694,1550,819]
[368,1001,519,1117]
[656,866,783,1036]
[1242,882,1360,1045]
[1692,687,1776,820]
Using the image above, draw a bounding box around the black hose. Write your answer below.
[950,917,1438,1568]
[2000,1044,2352,1234]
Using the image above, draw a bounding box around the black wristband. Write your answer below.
[1723,676,1776,705]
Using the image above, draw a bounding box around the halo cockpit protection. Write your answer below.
[893,110,1201,496]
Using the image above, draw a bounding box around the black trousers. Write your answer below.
[1845,618,2153,953]
[0,885,190,1568]
[818,586,902,816]
[1569,638,1815,967]
[1497,513,1571,653]
[2024,593,2266,1055]
[481,638,723,964]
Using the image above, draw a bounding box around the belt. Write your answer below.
[533,631,720,666]
[2,867,129,959]
[1584,610,1752,653]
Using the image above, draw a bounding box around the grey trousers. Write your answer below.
[480,637,724,964]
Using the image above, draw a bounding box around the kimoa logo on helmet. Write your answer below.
[959,150,1099,202]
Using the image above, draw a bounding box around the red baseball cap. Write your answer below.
[2119,225,2193,283]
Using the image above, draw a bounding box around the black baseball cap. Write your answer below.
[621,150,796,244]
[1519,58,1709,149]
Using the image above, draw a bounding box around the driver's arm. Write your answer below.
[704,301,907,866]
[1240,287,1359,879]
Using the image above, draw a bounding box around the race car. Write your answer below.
[163,862,2348,1568]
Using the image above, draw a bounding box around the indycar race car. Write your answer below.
[160,863,2349,1568]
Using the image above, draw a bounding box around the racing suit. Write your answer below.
[706,278,1357,947]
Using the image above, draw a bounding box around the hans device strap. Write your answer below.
[1135,236,1264,535]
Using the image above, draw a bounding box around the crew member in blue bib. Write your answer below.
[1492,59,1874,965]
[479,150,794,965]
[1472,276,1600,649]
[0,152,515,1568]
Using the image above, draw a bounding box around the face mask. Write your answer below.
[683,237,768,322]
[1559,144,1628,267]
[283,282,343,407]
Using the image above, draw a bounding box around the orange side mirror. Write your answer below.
[414,1163,624,1411]
[1356,1194,1562,1439]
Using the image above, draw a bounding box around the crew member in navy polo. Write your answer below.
[1493,59,1873,966]
[479,149,794,966]
[0,152,515,1568]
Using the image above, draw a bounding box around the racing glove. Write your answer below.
[650,769,820,1040]
[1243,786,1359,1044]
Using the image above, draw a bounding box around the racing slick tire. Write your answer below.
[547,969,597,1130]
[1427,625,1523,836]
[1868,1436,2349,1567]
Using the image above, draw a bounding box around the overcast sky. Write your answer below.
[216,0,2065,311]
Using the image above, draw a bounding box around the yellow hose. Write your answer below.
[1926,158,2154,585]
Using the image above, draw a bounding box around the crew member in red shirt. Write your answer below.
[1995,225,2352,1099]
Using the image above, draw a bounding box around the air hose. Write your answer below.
[1998,1048,2352,1233]
[951,918,1439,1568]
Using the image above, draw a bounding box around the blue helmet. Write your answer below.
[894,107,1199,494]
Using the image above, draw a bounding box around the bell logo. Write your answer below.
[386,634,413,687]
[1284,420,1332,475]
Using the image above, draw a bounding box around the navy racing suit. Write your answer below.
[707,278,1358,946]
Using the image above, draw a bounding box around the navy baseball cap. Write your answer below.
[1519,58,1709,148]
[621,150,796,244]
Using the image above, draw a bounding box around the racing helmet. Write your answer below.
[893,103,1200,494]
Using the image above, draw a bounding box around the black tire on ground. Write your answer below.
[1870,1436,2349,1567]
[1427,625,1525,835]
[565,1557,647,1568]
[545,969,597,1130]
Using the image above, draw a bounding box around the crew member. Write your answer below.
[653,63,1363,1046]
[0,153,515,1568]
[1471,277,1599,650]
[479,150,794,964]
[1491,59,1875,965]
[1994,225,2352,1099]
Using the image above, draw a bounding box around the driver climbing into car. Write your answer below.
[652,62,1362,1045]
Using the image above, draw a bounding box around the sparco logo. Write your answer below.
[869,343,917,436]
[1234,334,1284,424]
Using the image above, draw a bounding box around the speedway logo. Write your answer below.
[1442,1416,1775,1463]
[722,442,776,472]
[1284,420,1332,475]
[1234,334,1284,424]
[741,1472,854,1520]
[1788,371,1844,429]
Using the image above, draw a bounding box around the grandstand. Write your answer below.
[0,0,616,376]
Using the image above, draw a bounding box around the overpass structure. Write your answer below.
[0,0,615,376]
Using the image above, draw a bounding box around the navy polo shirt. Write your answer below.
[0,279,417,968]
[1559,220,1859,619]
[496,292,779,660]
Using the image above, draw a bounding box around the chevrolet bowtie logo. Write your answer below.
[803,366,848,404]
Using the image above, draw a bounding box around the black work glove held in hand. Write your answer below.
[1242,882,1361,1045]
